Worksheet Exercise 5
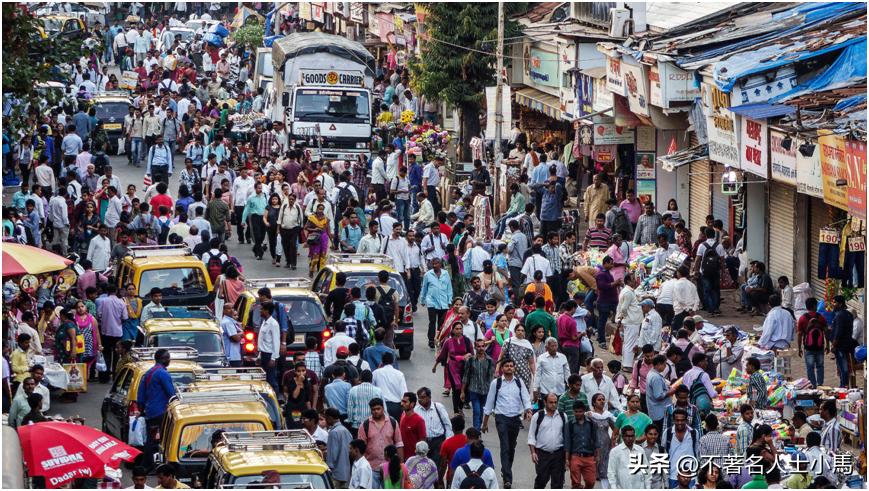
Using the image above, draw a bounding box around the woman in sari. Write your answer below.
[434,322,472,415]
[122,284,143,343]
[73,300,100,380]
[483,314,512,361]
[406,441,438,489]
[478,260,506,309]
[77,201,100,254]
[304,203,330,277]
[605,233,631,283]
[590,393,618,487]
[434,298,463,396]
[498,324,535,389]
[37,301,60,354]
[614,393,652,444]
[524,271,554,311]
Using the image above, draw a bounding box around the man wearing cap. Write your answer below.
[713,327,744,378]
[323,317,353,366]
[638,299,662,352]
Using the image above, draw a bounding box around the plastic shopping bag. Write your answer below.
[129,416,147,447]
[95,353,107,372]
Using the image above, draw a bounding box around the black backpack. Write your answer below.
[362,416,397,436]
[701,240,721,278]
[460,464,490,486]
[675,342,694,377]
[336,184,354,215]
[612,209,632,239]
[534,409,566,440]
[377,286,397,326]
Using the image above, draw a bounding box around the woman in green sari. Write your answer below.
[615,393,653,443]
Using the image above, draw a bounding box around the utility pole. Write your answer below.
[493,1,505,213]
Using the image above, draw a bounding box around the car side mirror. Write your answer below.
[281,92,289,107]
[154,453,164,464]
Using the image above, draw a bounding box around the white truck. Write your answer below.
[271,32,375,163]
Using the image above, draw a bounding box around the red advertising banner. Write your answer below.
[845,139,867,219]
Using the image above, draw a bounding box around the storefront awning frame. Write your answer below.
[514,87,562,120]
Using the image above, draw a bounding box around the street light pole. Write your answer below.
[493,0,504,212]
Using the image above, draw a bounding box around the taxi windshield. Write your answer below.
[93,102,129,121]
[249,298,326,330]
[231,473,328,488]
[148,331,222,354]
[42,18,62,32]
[344,274,407,302]
[179,422,265,460]
[139,268,207,297]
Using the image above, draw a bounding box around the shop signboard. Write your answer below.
[577,73,594,117]
[636,126,656,152]
[796,138,824,198]
[298,2,312,21]
[350,2,364,23]
[524,47,559,88]
[703,83,740,167]
[740,117,768,178]
[592,76,612,113]
[769,129,797,185]
[593,145,615,163]
[845,139,867,219]
[818,133,849,211]
[593,117,634,145]
[636,152,656,179]
[621,59,649,117]
[311,2,325,22]
[649,65,662,108]
[658,62,700,107]
[636,180,656,205]
[606,56,626,96]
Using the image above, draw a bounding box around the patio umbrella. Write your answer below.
[17,422,141,489]
[2,242,72,277]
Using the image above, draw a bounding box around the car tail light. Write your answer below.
[404,304,412,323]
[129,401,140,417]
[322,329,331,339]
[402,329,413,334]
[244,342,256,353]
[244,331,255,341]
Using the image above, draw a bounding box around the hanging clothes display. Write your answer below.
[472,193,493,242]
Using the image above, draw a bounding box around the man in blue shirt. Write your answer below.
[407,153,424,213]
[540,180,564,239]
[145,135,174,186]
[73,109,93,143]
[136,349,176,470]
[362,328,399,370]
[449,427,496,471]
[220,305,243,367]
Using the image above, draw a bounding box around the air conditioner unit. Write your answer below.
[609,7,631,37]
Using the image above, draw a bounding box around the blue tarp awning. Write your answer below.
[770,38,867,103]
[834,94,867,112]
[728,103,796,120]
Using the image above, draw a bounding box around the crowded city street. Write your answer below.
[1,1,868,489]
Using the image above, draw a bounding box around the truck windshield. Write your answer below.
[294,89,370,122]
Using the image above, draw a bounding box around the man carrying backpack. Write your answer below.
[450,441,498,489]
[375,271,400,340]
[527,393,566,489]
[482,359,532,489]
[797,297,828,388]
[692,226,725,316]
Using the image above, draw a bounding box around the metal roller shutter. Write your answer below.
[768,182,796,283]
[689,160,711,238]
[809,197,829,299]
[712,164,731,233]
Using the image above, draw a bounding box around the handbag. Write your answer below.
[129,415,147,447]
[612,327,623,354]
[65,334,86,355]
[306,230,321,246]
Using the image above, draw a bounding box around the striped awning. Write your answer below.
[515,87,562,120]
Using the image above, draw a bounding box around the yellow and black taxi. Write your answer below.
[141,313,226,369]
[90,92,132,153]
[204,430,332,488]
[184,367,284,430]
[117,245,213,307]
[312,253,415,359]
[38,14,87,40]
[101,347,203,443]
[233,278,329,362]
[157,390,275,485]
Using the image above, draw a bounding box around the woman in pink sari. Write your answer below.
[433,298,463,395]
[433,322,472,415]
[483,314,512,361]
[73,300,100,380]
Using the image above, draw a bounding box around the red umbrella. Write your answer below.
[17,422,141,488]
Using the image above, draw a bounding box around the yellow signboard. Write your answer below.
[818,133,849,211]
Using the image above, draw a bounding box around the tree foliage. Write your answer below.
[231,21,264,49]
[411,3,524,159]
[2,3,83,135]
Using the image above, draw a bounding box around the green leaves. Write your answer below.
[230,22,264,50]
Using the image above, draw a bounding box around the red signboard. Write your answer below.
[845,139,867,219]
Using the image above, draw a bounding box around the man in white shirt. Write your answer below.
[607,426,648,489]
[420,223,448,265]
[370,149,389,201]
[422,157,443,213]
[86,225,112,271]
[103,186,125,245]
[672,266,701,330]
[349,440,373,489]
[381,222,410,275]
[532,338,570,401]
[414,387,454,470]
[385,146,400,183]
[462,240,491,276]
[615,273,644,370]
[374,206,397,236]
[231,167,255,210]
[371,351,407,420]
[258,303,282,394]
[48,188,71,255]
[357,221,384,255]
[323,322,356,367]
[526,393,566,489]
[580,358,622,412]
[639,299,663,352]
[520,247,552,285]
[458,306,485,343]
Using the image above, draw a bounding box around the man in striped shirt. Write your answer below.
[347,370,383,436]
[582,214,612,251]
[820,400,841,452]
[735,404,754,456]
